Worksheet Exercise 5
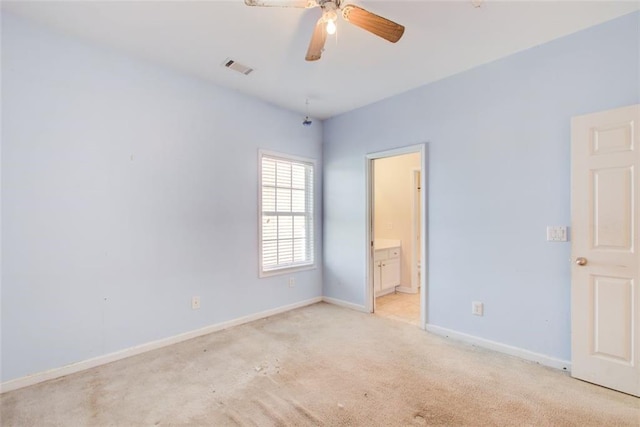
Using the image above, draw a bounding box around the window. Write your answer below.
[259,151,315,276]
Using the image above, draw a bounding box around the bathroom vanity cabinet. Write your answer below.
[373,241,401,296]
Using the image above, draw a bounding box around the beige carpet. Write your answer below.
[1,302,638,426]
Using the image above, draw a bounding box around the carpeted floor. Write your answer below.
[1,302,638,426]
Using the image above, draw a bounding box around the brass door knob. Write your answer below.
[575,257,588,266]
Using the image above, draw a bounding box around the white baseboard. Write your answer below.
[395,286,418,294]
[425,324,571,372]
[322,296,369,313]
[375,288,395,298]
[0,296,323,394]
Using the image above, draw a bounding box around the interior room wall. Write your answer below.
[374,153,420,290]
[1,13,323,383]
[323,11,640,362]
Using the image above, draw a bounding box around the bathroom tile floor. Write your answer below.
[375,291,421,327]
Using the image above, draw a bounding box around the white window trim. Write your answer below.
[258,149,317,278]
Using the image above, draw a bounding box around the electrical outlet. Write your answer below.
[472,301,483,316]
[288,277,296,288]
[192,296,201,310]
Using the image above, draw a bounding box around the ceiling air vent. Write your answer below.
[222,58,254,76]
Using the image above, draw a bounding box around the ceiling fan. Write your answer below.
[244,0,405,61]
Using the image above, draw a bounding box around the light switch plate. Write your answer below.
[546,226,568,242]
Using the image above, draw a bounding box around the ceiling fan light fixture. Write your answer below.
[246,0,405,61]
[326,17,337,35]
[323,10,337,35]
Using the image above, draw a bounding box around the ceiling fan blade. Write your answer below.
[244,0,317,8]
[305,17,327,61]
[341,4,405,43]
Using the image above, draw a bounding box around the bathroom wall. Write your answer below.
[374,153,421,291]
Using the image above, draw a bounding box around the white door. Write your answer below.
[571,104,640,397]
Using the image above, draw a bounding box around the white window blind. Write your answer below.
[260,152,314,275]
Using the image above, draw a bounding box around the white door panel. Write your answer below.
[571,104,640,397]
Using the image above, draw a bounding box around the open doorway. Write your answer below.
[366,145,427,328]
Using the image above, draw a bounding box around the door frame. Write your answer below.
[411,168,421,291]
[365,143,428,329]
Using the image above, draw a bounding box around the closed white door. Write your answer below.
[571,104,640,396]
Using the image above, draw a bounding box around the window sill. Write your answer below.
[259,264,317,278]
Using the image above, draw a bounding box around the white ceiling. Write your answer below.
[3,1,639,119]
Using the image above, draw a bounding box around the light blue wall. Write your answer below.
[323,12,640,361]
[1,13,323,382]
[3,10,639,383]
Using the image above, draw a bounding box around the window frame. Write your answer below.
[258,149,316,278]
